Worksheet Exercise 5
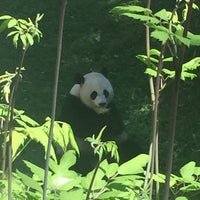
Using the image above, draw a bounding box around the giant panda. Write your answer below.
[59,71,127,174]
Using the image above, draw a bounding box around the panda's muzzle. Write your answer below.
[99,102,106,107]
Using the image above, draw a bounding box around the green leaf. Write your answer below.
[106,163,118,178]
[18,19,28,25]
[69,128,80,155]
[20,114,39,126]
[122,13,159,23]
[152,173,165,183]
[35,13,44,22]
[13,33,19,49]
[0,15,12,20]
[182,57,200,70]
[163,57,173,62]
[25,32,34,46]
[61,122,70,148]
[181,72,197,80]
[0,19,10,33]
[154,9,169,21]
[23,160,46,181]
[82,169,106,190]
[12,130,27,159]
[150,49,161,56]
[162,68,175,78]
[145,68,157,77]
[118,154,149,175]
[174,33,190,47]
[7,18,17,28]
[60,189,84,200]
[50,173,80,191]
[52,122,66,149]
[25,126,57,161]
[151,30,169,44]
[17,170,43,192]
[111,5,152,15]
[180,161,195,182]
[176,197,188,200]
[20,34,27,48]
[7,30,19,37]
[60,150,77,169]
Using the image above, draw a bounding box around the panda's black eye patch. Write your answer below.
[90,91,97,100]
[103,89,109,98]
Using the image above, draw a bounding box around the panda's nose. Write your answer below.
[99,102,106,107]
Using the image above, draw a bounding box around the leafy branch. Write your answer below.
[0,13,43,200]
[112,0,200,199]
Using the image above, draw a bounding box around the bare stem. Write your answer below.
[7,48,26,200]
[42,0,67,199]
[162,1,195,199]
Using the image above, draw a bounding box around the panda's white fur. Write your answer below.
[70,72,114,114]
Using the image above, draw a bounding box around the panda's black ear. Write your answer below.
[74,73,85,84]
[100,67,108,77]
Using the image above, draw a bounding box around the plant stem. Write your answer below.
[43,0,67,199]
[86,160,101,200]
[7,48,26,200]
[150,43,166,199]
[162,1,195,199]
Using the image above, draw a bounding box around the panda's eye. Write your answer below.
[103,90,109,98]
[90,91,97,100]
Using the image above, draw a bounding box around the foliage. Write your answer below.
[0,148,150,199]
[1,135,200,200]
[112,1,200,199]
[0,14,43,49]
[0,1,200,200]
[0,104,78,163]
[85,126,119,162]
[153,161,200,199]
[137,50,200,89]
[112,3,200,86]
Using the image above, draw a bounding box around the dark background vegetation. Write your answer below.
[0,0,200,175]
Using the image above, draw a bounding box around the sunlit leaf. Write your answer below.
[150,49,161,56]
[24,160,46,181]
[123,13,159,23]
[7,18,17,28]
[145,68,157,77]
[7,30,18,37]
[175,196,188,200]
[180,161,195,182]
[59,150,77,169]
[154,9,169,21]
[118,154,149,175]
[26,32,34,46]
[20,34,27,48]
[187,32,200,46]
[12,131,27,159]
[111,5,152,15]
[151,30,169,44]
[61,123,70,148]
[69,129,79,155]
[174,34,190,47]
[20,114,39,126]
[17,170,43,192]
[25,126,57,161]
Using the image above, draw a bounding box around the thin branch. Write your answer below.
[162,1,195,199]
[43,0,67,199]
[86,161,101,200]
[7,48,26,200]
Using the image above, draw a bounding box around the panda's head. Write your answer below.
[70,72,114,114]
